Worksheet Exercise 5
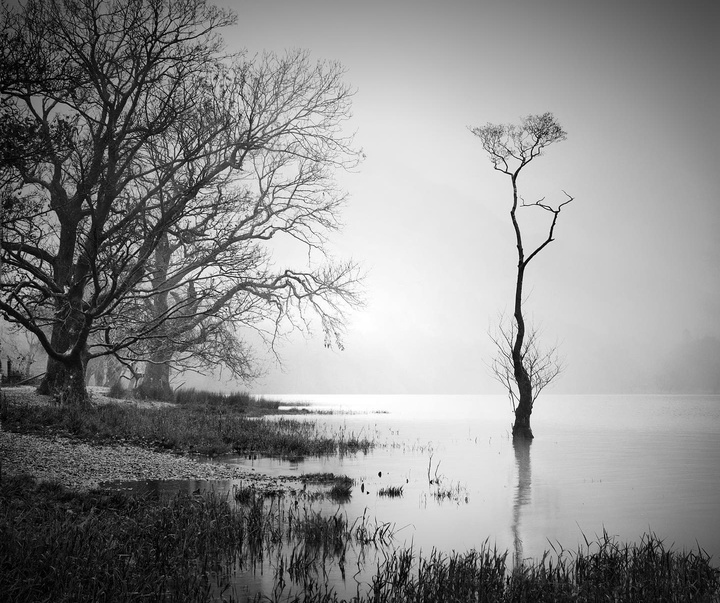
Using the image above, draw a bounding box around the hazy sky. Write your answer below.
[209,0,720,395]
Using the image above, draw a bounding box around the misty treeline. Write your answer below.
[0,0,363,405]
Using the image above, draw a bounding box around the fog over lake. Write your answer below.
[233,395,720,559]
[113,394,720,599]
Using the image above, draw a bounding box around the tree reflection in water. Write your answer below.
[511,438,532,567]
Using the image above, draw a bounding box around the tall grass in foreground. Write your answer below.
[367,538,720,603]
[2,475,718,603]
[0,475,391,603]
[0,394,374,457]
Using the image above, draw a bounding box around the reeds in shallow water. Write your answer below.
[378,485,404,498]
[2,475,718,602]
[366,535,720,603]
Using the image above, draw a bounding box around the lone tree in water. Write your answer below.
[0,0,361,405]
[471,113,573,439]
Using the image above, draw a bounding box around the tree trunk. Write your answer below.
[40,350,89,407]
[511,219,534,439]
[38,332,87,401]
[511,344,534,439]
[135,233,175,402]
[37,281,91,406]
[138,355,174,401]
[512,388,534,439]
[35,200,93,405]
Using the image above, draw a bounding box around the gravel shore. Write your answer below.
[0,386,299,492]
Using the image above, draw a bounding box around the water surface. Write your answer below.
[218,394,720,561]
[108,394,720,597]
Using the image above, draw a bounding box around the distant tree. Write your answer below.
[472,113,573,439]
[0,320,45,380]
[0,0,362,406]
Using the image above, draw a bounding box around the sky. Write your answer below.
[205,0,720,395]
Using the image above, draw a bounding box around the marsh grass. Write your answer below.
[364,536,720,603]
[378,485,404,498]
[2,475,718,602]
[328,480,352,503]
[0,393,375,457]
[173,387,281,413]
[299,473,355,502]
[431,479,469,504]
[1,475,249,601]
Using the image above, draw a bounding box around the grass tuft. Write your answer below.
[378,485,404,498]
[300,473,354,502]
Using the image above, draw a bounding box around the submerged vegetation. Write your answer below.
[2,475,718,602]
[0,388,374,457]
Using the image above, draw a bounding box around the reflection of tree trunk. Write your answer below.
[511,438,532,568]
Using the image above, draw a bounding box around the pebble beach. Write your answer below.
[0,385,297,492]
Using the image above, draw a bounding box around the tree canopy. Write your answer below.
[0,0,363,403]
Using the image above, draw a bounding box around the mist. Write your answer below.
[197,0,719,396]
[5,0,718,396]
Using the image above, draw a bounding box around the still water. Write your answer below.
[110,394,720,596]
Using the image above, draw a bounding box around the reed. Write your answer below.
[366,536,720,603]
[173,387,281,413]
[378,485,404,498]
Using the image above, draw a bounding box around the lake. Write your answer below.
[108,394,720,598]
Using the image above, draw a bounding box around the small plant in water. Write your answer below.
[432,480,469,504]
[378,485,404,498]
[329,476,353,501]
[301,472,354,502]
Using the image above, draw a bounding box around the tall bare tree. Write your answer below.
[0,0,361,406]
[472,113,573,439]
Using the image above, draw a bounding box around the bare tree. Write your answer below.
[100,59,364,400]
[471,113,573,439]
[489,315,563,416]
[0,0,362,406]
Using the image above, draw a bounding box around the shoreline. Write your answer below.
[0,385,300,493]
